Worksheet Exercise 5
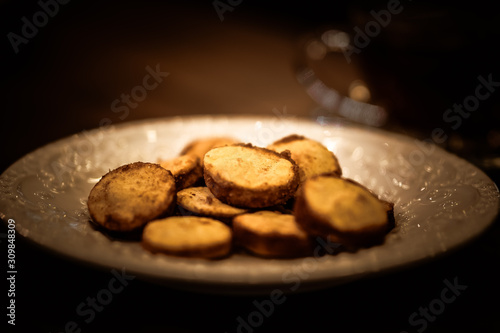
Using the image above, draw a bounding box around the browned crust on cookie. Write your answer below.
[270,134,306,145]
[159,154,203,190]
[380,199,395,232]
[203,144,299,208]
[180,136,239,165]
[267,135,342,184]
[204,172,299,209]
[87,162,176,232]
[176,186,248,218]
[232,211,313,258]
[142,239,231,259]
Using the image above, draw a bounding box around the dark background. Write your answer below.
[1,1,500,332]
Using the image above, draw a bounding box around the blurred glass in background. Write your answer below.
[293,1,500,179]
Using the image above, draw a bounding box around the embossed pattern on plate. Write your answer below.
[0,115,498,293]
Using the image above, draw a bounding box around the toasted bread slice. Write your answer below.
[180,136,239,166]
[267,135,342,183]
[177,186,248,218]
[142,216,232,259]
[293,175,389,247]
[204,144,300,208]
[159,154,203,190]
[233,211,313,258]
[87,162,176,232]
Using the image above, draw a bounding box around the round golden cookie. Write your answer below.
[233,211,313,258]
[203,144,300,208]
[141,216,233,259]
[293,175,389,247]
[159,154,203,190]
[87,162,176,232]
[267,134,342,183]
[177,187,248,218]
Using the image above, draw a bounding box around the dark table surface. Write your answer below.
[1,1,500,332]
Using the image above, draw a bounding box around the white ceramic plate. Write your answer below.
[1,115,498,294]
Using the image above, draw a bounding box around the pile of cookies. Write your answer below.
[87,135,394,259]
